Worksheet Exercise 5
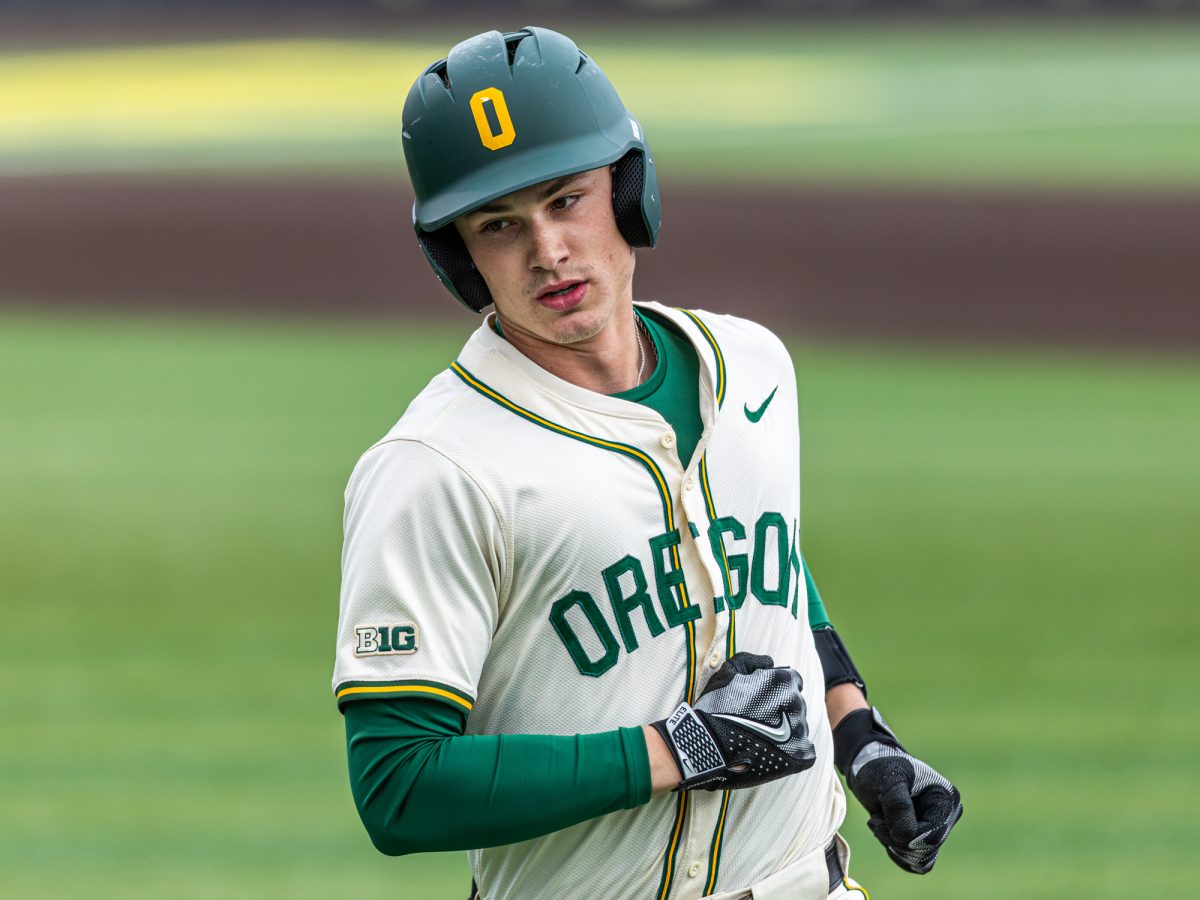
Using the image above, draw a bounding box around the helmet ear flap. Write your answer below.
[612,150,659,249]
[417,225,493,313]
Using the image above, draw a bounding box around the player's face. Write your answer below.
[454,166,635,347]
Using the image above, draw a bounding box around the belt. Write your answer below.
[824,838,843,894]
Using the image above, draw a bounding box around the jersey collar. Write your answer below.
[463,302,722,424]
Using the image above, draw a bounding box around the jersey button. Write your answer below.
[660,432,676,449]
[709,651,722,668]
[687,861,701,878]
[684,475,696,491]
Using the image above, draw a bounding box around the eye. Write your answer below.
[550,193,581,212]
[480,219,510,235]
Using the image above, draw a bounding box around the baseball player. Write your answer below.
[332,26,962,900]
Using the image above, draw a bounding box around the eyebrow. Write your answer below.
[470,173,588,216]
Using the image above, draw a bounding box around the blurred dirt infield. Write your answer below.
[4,176,1198,347]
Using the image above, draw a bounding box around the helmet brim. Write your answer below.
[412,131,638,233]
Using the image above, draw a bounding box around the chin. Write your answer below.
[550,306,610,345]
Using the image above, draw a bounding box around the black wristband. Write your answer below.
[812,625,867,696]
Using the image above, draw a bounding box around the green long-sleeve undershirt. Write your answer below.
[805,555,832,630]
[345,697,650,855]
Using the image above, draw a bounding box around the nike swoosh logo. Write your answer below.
[744,386,778,423]
[713,712,791,744]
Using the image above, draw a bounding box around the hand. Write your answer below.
[651,652,816,791]
[833,707,963,874]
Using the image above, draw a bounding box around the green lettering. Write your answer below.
[707,516,748,612]
[549,590,620,677]
[649,530,700,628]
[751,512,791,607]
[392,625,416,652]
[603,555,664,652]
[788,521,802,618]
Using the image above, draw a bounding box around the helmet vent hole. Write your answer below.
[430,62,451,90]
[505,37,522,68]
[575,52,588,74]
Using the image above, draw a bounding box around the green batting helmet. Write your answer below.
[402,26,661,312]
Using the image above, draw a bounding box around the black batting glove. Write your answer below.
[833,707,963,874]
[652,652,817,792]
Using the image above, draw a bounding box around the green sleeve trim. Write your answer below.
[334,679,474,713]
[802,554,833,629]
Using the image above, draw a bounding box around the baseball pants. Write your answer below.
[702,835,868,900]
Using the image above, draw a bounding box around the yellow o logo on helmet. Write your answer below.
[469,87,516,150]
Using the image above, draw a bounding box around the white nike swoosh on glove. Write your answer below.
[712,712,791,743]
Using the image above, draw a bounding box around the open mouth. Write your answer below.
[538,280,584,299]
[537,280,587,310]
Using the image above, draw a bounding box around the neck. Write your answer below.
[495,303,648,395]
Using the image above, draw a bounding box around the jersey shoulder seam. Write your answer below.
[361,372,474,454]
[415,380,478,443]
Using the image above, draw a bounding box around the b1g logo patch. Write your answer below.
[354,624,419,656]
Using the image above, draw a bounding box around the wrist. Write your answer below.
[642,723,682,795]
[831,706,902,776]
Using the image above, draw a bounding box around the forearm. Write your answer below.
[346,698,652,855]
[825,682,869,730]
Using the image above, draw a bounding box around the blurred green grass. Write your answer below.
[3,20,1200,185]
[2,311,1198,897]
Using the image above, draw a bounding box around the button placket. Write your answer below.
[682,507,724,600]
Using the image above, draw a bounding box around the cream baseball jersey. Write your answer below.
[332,303,845,900]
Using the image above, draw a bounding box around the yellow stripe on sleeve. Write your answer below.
[335,684,474,710]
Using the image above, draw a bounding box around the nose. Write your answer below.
[527,217,569,272]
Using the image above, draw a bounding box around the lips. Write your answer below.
[537,279,584,299]
[536,279,587,311]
